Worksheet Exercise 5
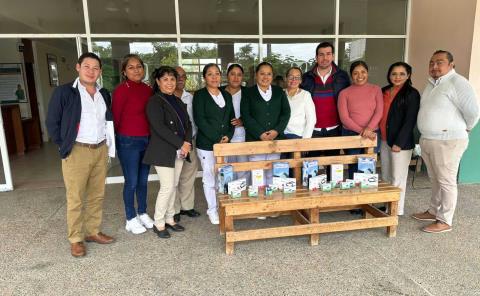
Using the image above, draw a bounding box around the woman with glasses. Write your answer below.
[241,61,291,186]
[284,66,316,139]
[379,62,420,216]
[193,63,235,225]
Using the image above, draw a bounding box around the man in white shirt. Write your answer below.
[412,50,479,233]
[173,66,201,222]
[46,53,115,257]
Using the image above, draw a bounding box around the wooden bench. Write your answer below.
[213,136,400,255]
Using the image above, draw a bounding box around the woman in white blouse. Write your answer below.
[284,66,316,139]
[223,63,250,181]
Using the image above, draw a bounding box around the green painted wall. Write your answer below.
[459,123,480,183]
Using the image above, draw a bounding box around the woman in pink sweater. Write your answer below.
[338,61,383,179]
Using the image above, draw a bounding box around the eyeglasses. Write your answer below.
[287,76,302,81]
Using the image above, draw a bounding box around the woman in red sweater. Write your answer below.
[112,54,154,234]
[338,61,383,179]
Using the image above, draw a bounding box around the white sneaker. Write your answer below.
[125,217,147,234]
[137,213,154,229]
[208,212,220,225]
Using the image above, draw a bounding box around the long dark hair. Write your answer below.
[382,62,413,106]
[151,66,178,94]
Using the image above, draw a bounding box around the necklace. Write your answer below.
[287,88,299,98]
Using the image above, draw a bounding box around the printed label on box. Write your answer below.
[227,178,247,195]
[217,165,234,194]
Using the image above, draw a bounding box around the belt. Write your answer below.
[75,139,106,149]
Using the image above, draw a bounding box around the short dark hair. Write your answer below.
[77,52,102,68]
[386,61,412,86]
[285,66,303,78]
[227,63,244,75]
[202,63,221,78]
[255,61,273,74]
[349,60,368,76]
[316,42,335,56]
[120,54,144,81]
[151,66,178,94]
[433,50,454,63]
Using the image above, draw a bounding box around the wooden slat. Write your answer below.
[309,208,320,246]
[215,154,377,172]
[362,204,389,218]
[225,215,234,254]
[387,201,398,237]
[213,136,377,157]
[226,216,398,242]
[291,210,310,225]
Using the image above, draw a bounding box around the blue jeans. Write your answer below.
[342,128,381,179]
[116,134,151,220]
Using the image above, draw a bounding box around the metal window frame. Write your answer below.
[0,0,410,189]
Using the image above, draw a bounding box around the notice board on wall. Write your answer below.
[0,63,28,104]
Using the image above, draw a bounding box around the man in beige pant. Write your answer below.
[413,50,479,233]
[46,52,116,257]
[173,66,201,222]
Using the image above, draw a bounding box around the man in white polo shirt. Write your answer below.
[412,50,479,233]
[46,52,116,257]
[173,66,201,222]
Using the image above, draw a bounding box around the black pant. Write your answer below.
[308,126,341,180]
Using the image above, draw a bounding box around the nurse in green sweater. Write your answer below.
[241,61,291,185]
[193,63,235,225]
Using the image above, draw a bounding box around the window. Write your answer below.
[88,0,176,34]
[263,0,335,34]
[179,0,259,34]
[338,38,405,85]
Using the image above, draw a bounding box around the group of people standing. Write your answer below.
[46,41,478,258]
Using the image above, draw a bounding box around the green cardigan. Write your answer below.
[241,85,291,141]
[193,87,235,151]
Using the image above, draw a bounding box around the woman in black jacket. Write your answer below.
[144,66,192,238]
[379,62,420,216]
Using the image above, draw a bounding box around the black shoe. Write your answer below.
[153,225,171,238]
[165,223,185,232]
[173,213,181,223]
[180,209,201,218]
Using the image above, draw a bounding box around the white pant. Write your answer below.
[420,138,468,226]
[196,149,218,215]
[248,153,280,185]
[380,141,412,215]
[154,159,184,228]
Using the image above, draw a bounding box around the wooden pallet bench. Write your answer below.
[213,136,400,255]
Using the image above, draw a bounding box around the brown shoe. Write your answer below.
[422,221,452,233]
[71,242,86,257]
[411,211,436,221]
[85,232,115,244]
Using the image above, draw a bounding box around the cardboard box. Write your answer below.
[330,163,343,184]
[272,177,286,190]
[309,174,327,190]
[358,157,376,174]
[321,183,332,192]
[283,178,297,193]
[302,160,319,187]
[217,165,234,194]
[273,162,290,178]
[247,186,258,197]
[354,173,379,188]
[251,169,264,188]
[227,178,247,194]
